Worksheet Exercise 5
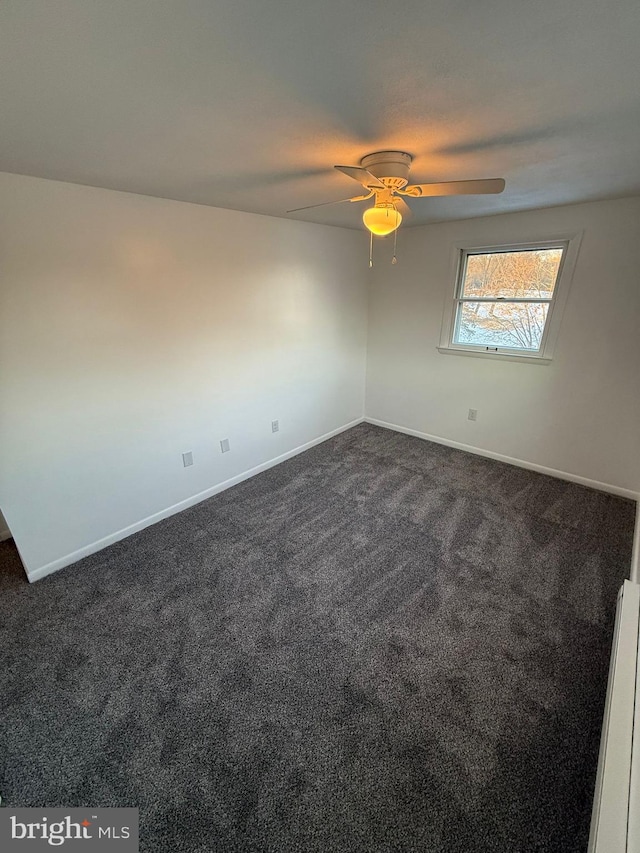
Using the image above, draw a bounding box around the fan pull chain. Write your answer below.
[369,231,373,268]
[392,223,398,265]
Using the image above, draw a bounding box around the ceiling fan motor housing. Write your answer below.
[360,151,412,190]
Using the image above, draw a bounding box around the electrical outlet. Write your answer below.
[220,438,230,453]
[182,451,194,467]
[468,409,478,421]
[271,420,279,433]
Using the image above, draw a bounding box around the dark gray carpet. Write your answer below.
[0,423,635,852]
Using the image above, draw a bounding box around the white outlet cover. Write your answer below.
[271,420,279,433]
[220,438,230,453]
[182,451,193,467]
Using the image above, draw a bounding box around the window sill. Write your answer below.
[437,346,551,365]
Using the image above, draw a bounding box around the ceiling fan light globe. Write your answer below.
[362,204,402,236]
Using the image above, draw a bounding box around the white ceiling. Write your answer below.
[1,0,639,229]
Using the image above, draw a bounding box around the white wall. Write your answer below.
[366,196,640,494]
[0,172,367,579]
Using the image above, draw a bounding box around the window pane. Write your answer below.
[461,248,563,299]
[454,301,549,351]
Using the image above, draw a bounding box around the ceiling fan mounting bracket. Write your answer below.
[372,188,395,205]
[359,151,413,190]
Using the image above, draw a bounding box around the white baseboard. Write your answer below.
[364,417,640,501]
[0,527,12,542]
[27,417,364,583]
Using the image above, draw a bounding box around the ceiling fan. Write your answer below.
[287,151,505,264]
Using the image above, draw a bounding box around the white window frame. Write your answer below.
[438,233,582,364]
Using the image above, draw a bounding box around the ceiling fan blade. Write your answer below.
[393,196,412,218]
[286,191,373,213]
[335,165,386,190]
[400,178,506,198]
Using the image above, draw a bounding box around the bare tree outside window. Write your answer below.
[453,248,564,352]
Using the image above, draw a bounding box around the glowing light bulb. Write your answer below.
[362,203,402,236]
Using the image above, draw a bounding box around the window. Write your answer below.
[439,236,581,363]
